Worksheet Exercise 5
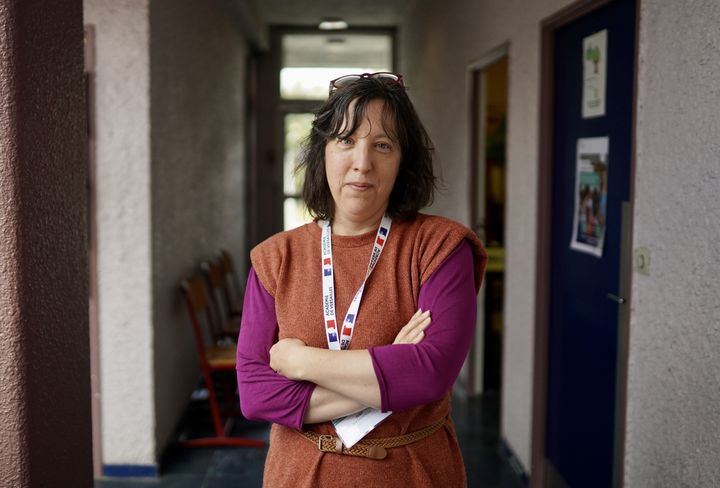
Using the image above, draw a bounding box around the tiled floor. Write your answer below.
[96,391,526,488]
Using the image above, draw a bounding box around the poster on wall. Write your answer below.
[570,137,609,257]
[582,29,607,118]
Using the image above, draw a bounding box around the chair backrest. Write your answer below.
[180,276,217,357]
[218,249,243,315]
[201,259,232,331]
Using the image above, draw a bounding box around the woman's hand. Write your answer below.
[269,338,307,380]
[393,309,431,344]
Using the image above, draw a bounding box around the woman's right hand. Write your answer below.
[393,309,431,344]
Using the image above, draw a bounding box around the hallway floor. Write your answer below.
[95,391,526,488]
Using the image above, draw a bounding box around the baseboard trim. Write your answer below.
[102,464,159,478]
[500,437,530,486]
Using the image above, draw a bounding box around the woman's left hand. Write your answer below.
[269,338,307,379]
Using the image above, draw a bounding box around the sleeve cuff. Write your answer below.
[369,346,391,412]
[293,382,317,430]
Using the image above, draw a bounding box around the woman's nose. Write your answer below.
[352,143,373,172]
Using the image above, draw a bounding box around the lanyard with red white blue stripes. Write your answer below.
[321,215,392,350]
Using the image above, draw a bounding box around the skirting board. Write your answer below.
[102,464,159,478]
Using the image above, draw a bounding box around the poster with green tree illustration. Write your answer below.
[582,29,607,118]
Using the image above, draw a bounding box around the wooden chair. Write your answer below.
[179,275,265,449]
[218,249,243,316]
[200,258,240,342]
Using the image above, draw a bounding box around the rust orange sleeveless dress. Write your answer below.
[251,214,486,487]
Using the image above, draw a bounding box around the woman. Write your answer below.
[236,72,487,487]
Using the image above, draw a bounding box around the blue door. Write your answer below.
[546,0,635,486]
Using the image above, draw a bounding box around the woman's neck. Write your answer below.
[330,210,386,236]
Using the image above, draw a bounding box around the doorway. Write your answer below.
[250,28,396,245]
[533,0,637,486]
[467,45,508,396]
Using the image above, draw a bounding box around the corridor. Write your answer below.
[3,0,720,486]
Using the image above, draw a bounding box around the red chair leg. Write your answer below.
[204,369,225,438]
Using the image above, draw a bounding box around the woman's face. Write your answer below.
[324,99,401,228]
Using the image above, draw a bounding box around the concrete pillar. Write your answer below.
[0,0,92,486]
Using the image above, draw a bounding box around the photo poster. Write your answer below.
[570,137,609,257]
[582,29,607,118]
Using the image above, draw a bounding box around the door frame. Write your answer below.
[530,1,640,486]
[84,24,102,478]
[465,42,509,395]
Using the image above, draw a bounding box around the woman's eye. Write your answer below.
[338,137,353,145]
[376,142,393,151]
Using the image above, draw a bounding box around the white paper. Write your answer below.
[332,407,391,449]
[570,137,609,257]
[582,29,607,119]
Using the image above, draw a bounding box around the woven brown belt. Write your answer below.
[297,416,448,460]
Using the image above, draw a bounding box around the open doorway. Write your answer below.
[250,28,396,243]
[278,30,395,231]
[466,46,508,396]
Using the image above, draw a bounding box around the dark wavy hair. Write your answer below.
[297,76,436,222]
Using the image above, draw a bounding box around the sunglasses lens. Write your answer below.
[332,74,362,89]
[373,73,400,83]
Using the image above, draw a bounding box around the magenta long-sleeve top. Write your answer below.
[235,240,476,431]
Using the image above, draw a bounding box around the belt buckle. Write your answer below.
[317,434,334,452]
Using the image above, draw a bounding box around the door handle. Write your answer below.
[607,293,626,304]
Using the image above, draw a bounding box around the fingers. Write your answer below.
[393,309,431,344]
[407,314,431,337]
[407,310,431,332]
[269,338,306,376]
[407,315,431,344]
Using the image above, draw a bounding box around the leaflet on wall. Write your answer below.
[582,29,607,118]
[571,137,609,257]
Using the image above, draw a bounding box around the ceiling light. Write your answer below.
[319,18,348,30]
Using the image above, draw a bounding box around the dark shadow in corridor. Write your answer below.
[95,392,526,487]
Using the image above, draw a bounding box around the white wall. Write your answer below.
[400,0,574,471]
[625,1,720,486]
[150,0,248,452]
[86,0,249,468]
[84,0,155,466]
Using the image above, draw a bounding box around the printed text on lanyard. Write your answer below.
[321,215,392,350]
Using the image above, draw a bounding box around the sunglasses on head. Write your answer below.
[329,72,405,94]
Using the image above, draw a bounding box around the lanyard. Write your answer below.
[321,215,392,350]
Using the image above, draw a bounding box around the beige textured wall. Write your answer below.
[0,0,91,485]
[85,0,248,467]
[625,1,720,485]
[84,0,156,466]
[400,0,574,471]
[150,0,248,451]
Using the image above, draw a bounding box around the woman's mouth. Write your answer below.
[346,182,372,191]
